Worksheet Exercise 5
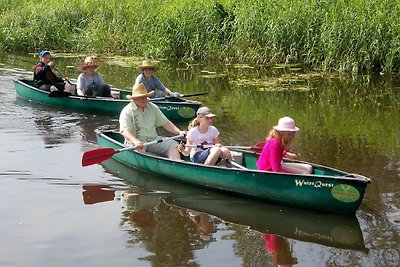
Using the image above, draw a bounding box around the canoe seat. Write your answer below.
[231,151,243,166]
[216,151,244,169]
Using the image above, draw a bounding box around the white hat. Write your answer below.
[273,117,300,132]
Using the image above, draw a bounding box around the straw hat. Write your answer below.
[126,83,155,99]
[273,117,300,132]
[76,56,102,71]
[138,59,159,72]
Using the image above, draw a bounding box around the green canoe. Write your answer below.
[14,79,201,121]
[95,130,371,214]
[100,159,368,251]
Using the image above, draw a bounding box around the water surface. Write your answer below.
[0,53,399,266]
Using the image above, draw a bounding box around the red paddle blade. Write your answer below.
[251,141,266,153]
[82,147,117,167]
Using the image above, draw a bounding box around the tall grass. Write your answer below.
[1,0,400,74]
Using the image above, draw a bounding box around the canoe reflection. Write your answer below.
[100,158,368,252]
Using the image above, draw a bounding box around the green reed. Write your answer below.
[1,0,400,74]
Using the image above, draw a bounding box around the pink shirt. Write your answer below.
[256,137,291,173]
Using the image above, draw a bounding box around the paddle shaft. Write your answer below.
[82,134,184,167]
[151,92,208,101]
[181,145,248,169]
[53,66,73,85]
[184,144,253,151]
[225,159,248,170]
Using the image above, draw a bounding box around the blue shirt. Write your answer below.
[135,74,166,98]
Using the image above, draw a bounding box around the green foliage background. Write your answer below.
[1,0,400,74]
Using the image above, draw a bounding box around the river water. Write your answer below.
[0,53,399,266]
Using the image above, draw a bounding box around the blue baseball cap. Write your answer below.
[39,50,50,58]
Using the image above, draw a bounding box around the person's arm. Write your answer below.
[47,62,63,82]
[269,141,291,173]
[134,74,143,85]
[213,136,222,147]
[153,76,180,97]
[96,72,106,86]
[284,152,298,160]
[164,87,173,95]
[163,121,186,136]
[121,129,144,150]
[211,127,221,146]
[76,74,85,96]
[178,138,192,157]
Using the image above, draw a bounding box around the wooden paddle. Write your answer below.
[52,66,73,85]
[151,92,208,101]
[82,134,184,167]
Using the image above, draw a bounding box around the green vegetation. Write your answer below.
[1,0,400,74]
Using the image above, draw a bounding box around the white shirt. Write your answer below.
[186,125,219,159]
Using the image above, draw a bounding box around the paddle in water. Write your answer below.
[82,134,184,167]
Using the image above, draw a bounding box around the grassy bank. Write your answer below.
[1,0,400,74]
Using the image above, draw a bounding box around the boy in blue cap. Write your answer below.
[33,50,73,94]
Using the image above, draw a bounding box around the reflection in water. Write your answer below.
[80,159,370,265]
[14,97,81,146]
[102,158,368,250]
[14,96,118,147]
[119,191,200,266]
[33,115,76,146]
[77,115,118,144]
[264,234,298,266]
[178,208,217,243]
[82,184,115,205]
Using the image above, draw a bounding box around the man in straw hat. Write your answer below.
[33,50,73,94]
[135,59,182,99]
[76,56,112,97]
[119,83,186,160]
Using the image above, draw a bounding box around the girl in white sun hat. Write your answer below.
[256,116,313,174]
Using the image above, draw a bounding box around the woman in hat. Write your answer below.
[119,83,186,160]
[178,106,233,165]
[76,57,111,97]
[135,59,181,99]
[33,50,73,94]
[256,117,313,174]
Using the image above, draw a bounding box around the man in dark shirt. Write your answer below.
[33,50,73,93]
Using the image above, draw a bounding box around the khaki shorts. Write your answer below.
[146,139,178,158]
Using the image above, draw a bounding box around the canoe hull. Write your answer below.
[95,131,370,214]
[14,79,200,121]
